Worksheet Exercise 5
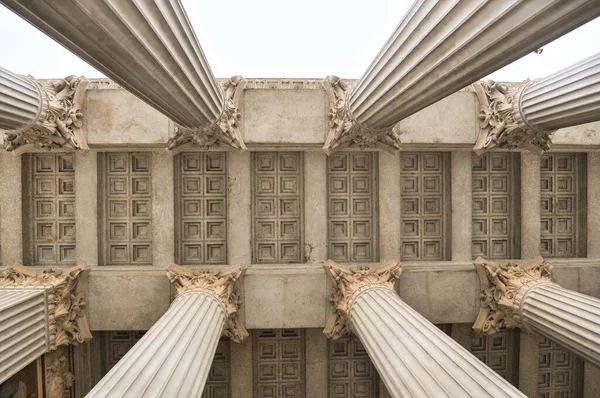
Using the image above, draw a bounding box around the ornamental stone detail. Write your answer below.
[44,347,75,398]
[322,76,402,155]
[0,264,92,350]
[473,256,554,334]
[472,80,553,153]
[4,75,89,155]
[167,76,247,151]
[322,260,402,339]
[167,265,248,343]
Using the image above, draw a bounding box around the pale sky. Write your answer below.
[0,0,599,82]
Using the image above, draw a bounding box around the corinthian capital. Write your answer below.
[322,76,402,155]
[4,75,89,155]
[0,264,92,350]
[323,260,402,339]
[167,76,247,151]
[167,265,248,343]
[472,80,553,153]
[473,256,554,334]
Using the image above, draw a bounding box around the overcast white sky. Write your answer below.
[0,0,599,82]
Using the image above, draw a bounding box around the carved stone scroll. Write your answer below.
[167,76,247,151]
[322,76,402,155]
[4,75,89,155]
[0,264,92,350]
[322,260,402,339]
[473,256,553,334]
[472,81,553,153]
[167,265,248,343]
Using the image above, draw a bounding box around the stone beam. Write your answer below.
[0,65,89,155]
[473,52,600,152]
[87,265,247,397]
[474,256,600,367]
[323,0,600,154]
[1,0,246,150]
[323,260,526,397]
[0,264,91,383]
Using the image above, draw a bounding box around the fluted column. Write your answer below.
[1,0,246,150]
[474,52,600,152]
[473,256,600,368]
[323,260,526,397]
[87,266,247,398]
[0,65,89,154]
[0,264,91,383]
[322,0,600,154]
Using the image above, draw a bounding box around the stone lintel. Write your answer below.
[321,76,402,155]
[167,76,247,152]
[0,264,92,350]
[473,256,553,334]
[167,264,248,343]
[472,80,553,154]
[322,259,402,339]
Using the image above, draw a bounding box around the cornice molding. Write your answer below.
[167,265,248,343]
[0,264,92,350]
[167,76,247,151]
[4,75,89,155]
[322,76,402,155]
[472,80,553,153]
[473,256,554,334]
[322,260,402,339]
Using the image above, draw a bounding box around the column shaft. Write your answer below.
[86,291,226,398]
[2,0,223,130]
[347,0,600,131]
[350,287,525,397]
[0,289,48,383]
[520,52,600,131]
[0,65,41,132]
[521,282,600,367]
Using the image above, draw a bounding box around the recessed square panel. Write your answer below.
[36,200,54,218]
[423,219,440,237]
[490,154,508,171]
[132,177,151,195]
[256,153,275,171]
[183,177,202,195]
[423,176,441,193]
[280,243,299,262]
[35,155,55,173]
[183,222,202,240]
[401,176,419,193]
[330,243,349,261]
[182,153,201,171]
[183,244,202,263]
[183,200,202,217]
[491,176,508,192]
[257,199,276,217]
[280,199,299,217]
[423,198,441,215]
[490,198,507,214]
[329,176,348,194]
[58,178,75,195]
[205,176,225,195]
[330,199,348,216]
[36,245,55,262]
[57,156,73,173]
[403,220,419,236]
[279,153,299,171]
[491,219,508,236]
[330,221,348,239]
[36,223,54,240]
[472,219,488,236]
[59,245,76,263]
[280,221,298,239]
[132,245,151,263]
[352,199,370,216]
[280,176,299,194]
[205,153,225,172]
[423,240,441,259]
[472,240,488,257]
[402,153,419,171]
[402,198,419,215]
[352,153,371,171]
[491,240,508,257]
[352,242,371,260]
[59,201,75,218]
[109,245,128,263]
[132,222,151,240]
[206,199,226,217]
[422,153,441,171]
[472,198,488,214]
[352,221,371,239]
[257,244,276,262]
[109,200,128,218]
[108,154,128,173]
[131,154,150,172]
[109,177,128,195]
[472,176,488,192]
[257,221,276,239]
[330,154,348,171]
[132,200,150,217]
[351,176,370,194]
[256,177,276,195]
[402,241,419,259]
[109,223,128,241]
[206,221,225,239]
[206,244,226,263]
[35,178,55,196]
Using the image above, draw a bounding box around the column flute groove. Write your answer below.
[323,260,526,397]
[1,0,247,150]
[322,0,600,154]
[473,52,600,152]
[86,265,247,398]
[474,257,600,368]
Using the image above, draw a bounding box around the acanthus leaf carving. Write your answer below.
[0,264,92,350]
[323,260,402,339]
[322,76,402,155]
[167,76,247,151]
[167,265,248,343]
[44,346,75,398]
[472,80,553,153]
[4,75,89,155]
[473,256,554,334]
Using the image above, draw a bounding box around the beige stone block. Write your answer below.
[242,90,327,144]
[395,92,479,144]
[305,328,328,398]
[244,266,327,329]
[0,152,22,265]
[398,265,479,323]
[75,151,98,266]
[84,90,169,145]
[88,269,170,330]
[151,151,174,267]
[379,151,401,262]
[227,151,252,265]
[553,120,600,145]
[304,152,327,263]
